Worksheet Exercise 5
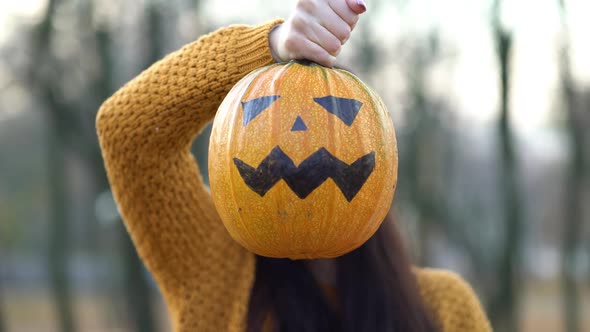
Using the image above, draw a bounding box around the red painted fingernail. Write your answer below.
[356,0,367,12]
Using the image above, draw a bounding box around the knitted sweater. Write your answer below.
[96,20,492,332]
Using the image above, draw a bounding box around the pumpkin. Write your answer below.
[208,60,397,259]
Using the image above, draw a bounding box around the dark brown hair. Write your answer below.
[247,213,438,332]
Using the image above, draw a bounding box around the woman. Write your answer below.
[97,0,492,331]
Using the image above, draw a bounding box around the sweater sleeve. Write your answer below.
[96,20,282,332]
[415,268,493,332]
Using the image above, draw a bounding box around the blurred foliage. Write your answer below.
[1,0,589,331]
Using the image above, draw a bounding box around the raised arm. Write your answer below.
[96,21,282,330]
[97,1,366,330]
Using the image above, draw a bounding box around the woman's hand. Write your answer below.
[270,0,367,67]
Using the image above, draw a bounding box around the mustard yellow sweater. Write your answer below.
[97,20,493,332]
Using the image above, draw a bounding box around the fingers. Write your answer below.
[298,0,357,44]
[284,33,338,67]
[316,5,352,43]
[270,0,366,67]
[329,0,362,29]
[292,13,343,54]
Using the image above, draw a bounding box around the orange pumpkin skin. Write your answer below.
[208,61,397,259]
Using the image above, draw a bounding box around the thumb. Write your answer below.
[346,0,367,14]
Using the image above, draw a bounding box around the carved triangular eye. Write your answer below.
[241,95,280,126]
[313,96,363,126]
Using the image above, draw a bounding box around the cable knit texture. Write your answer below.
[96,21,492,332]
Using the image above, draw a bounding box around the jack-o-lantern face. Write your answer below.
[209,61,397,259]
[234,95,374,202]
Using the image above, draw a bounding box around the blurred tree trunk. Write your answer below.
[404,52,432,264]
[557,2,583,331]
[398,34,449,265]
[488,2,523,331]
[559,69,583,332]
[47,99,76,332]
[120,225,157,332]
[89,3,161,330]
[30,0,77,331]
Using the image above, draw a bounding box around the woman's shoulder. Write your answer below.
[413,267,493,332]
[413,267,477,300]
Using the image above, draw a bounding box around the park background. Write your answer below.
[1,0,589,331]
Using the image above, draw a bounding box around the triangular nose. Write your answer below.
[290,116,308,131]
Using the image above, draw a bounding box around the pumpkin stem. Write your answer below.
[291,59,319,67]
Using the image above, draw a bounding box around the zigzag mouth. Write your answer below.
[233,146,375,202]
